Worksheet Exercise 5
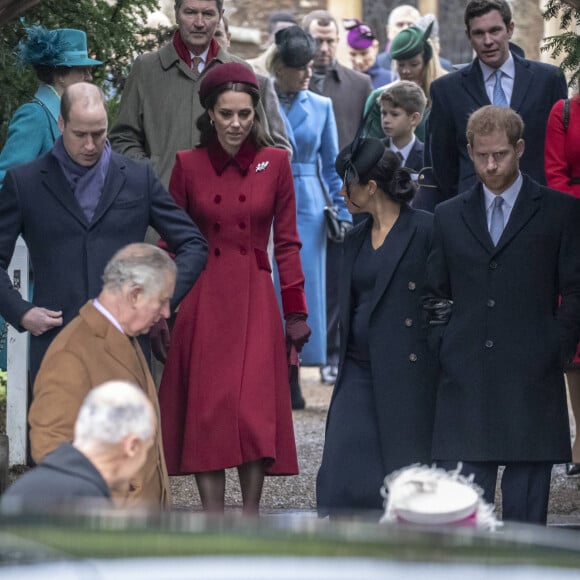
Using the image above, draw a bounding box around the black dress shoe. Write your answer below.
[566,463,580,476]
[320,365,338,384]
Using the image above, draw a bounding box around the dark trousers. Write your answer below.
[437,460,553,525]
[325,238,341,367]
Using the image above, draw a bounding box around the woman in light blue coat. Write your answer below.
[270,27,350,390]
[0,26,100,371]
[0,26,101,187]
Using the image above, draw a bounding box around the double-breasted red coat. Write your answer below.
[159,139,306,475]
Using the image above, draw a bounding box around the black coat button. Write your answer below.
[409,353,418,362]
[404,318,413,327]
[489,261,498,269]
[408,281,416,291]
[486,299,495,308]
[485,339,494,348]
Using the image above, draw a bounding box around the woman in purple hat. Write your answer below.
[158,62,310,515]
[343,18,393,89]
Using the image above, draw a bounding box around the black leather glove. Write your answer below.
[285,313,311,353]
[150,318,170,363]
[423,297,453,326]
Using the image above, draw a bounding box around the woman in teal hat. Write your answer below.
[0,26,100,371]
[0,26,101,187]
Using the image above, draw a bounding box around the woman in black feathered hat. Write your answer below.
[316,138,438,517]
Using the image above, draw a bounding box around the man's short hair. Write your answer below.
[302,10,338,33]
[464,0,512,32]
[74,380,154,447]
[60,84,106,124]
[174,0,223,15]
[388,4,421,27]
[466,105,524,148]
[379,81,427,117]
[102,243,176,296]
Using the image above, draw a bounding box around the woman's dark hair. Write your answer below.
[348,149,416,204]
[196,81,270,149]
[34,65,73,85]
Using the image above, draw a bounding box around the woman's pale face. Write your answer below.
[54,67,94,95]
[275,61,313,93]
[208,90,255,155]
[395,53,425,84]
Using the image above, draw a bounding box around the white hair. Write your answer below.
[102,243,176,297]
[74,380,154,447]
[388,5,421,27]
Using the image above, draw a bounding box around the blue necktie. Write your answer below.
[493,70,508,107]
[489,196,505,245]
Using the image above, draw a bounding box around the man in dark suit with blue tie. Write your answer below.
[426,0,567,202]
[424,105,580,525]
[0,83,208,382]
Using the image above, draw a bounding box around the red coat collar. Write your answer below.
[206,137,258,176]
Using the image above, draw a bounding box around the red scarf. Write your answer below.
[172,31,220,68]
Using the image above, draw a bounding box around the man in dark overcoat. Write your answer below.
[424,105,580,524]
[426,0,567,202]
[0,83,207,381]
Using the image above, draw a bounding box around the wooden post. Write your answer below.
[6,237,29,466]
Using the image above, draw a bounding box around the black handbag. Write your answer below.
[324,204,343,243]
[320,181,345,243]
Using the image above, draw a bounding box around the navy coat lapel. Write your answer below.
[495,176,541,252]
[40,155,89,227]
[369,207,417,316]
[338,220,370,362]
[90,154,127,227]
[460,61,490,107]
[509,55,534,113]
[460,185,494,252]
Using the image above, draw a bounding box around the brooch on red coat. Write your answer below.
[255,161,269,172]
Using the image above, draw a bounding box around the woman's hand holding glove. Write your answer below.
[285,313,311,353]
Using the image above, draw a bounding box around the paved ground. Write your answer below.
[170,368,580,526]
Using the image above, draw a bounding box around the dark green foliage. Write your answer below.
[542,0,580,87]
[0,0,174,146]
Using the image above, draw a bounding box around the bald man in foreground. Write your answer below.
[0,82,207,382]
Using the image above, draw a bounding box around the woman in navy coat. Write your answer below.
[316,138,438,517]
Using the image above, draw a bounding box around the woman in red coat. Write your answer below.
[158,63,311,514]
[545,93,580,476]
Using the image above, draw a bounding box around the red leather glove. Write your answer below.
[150,318,170,363]
[285,313,311,353]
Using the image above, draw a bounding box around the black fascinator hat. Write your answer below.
[275,25,316,68]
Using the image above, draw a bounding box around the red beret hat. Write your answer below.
[199,62,259,108]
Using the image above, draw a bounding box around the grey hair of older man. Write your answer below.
[102,242,176,297]
[74,380,154,448]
